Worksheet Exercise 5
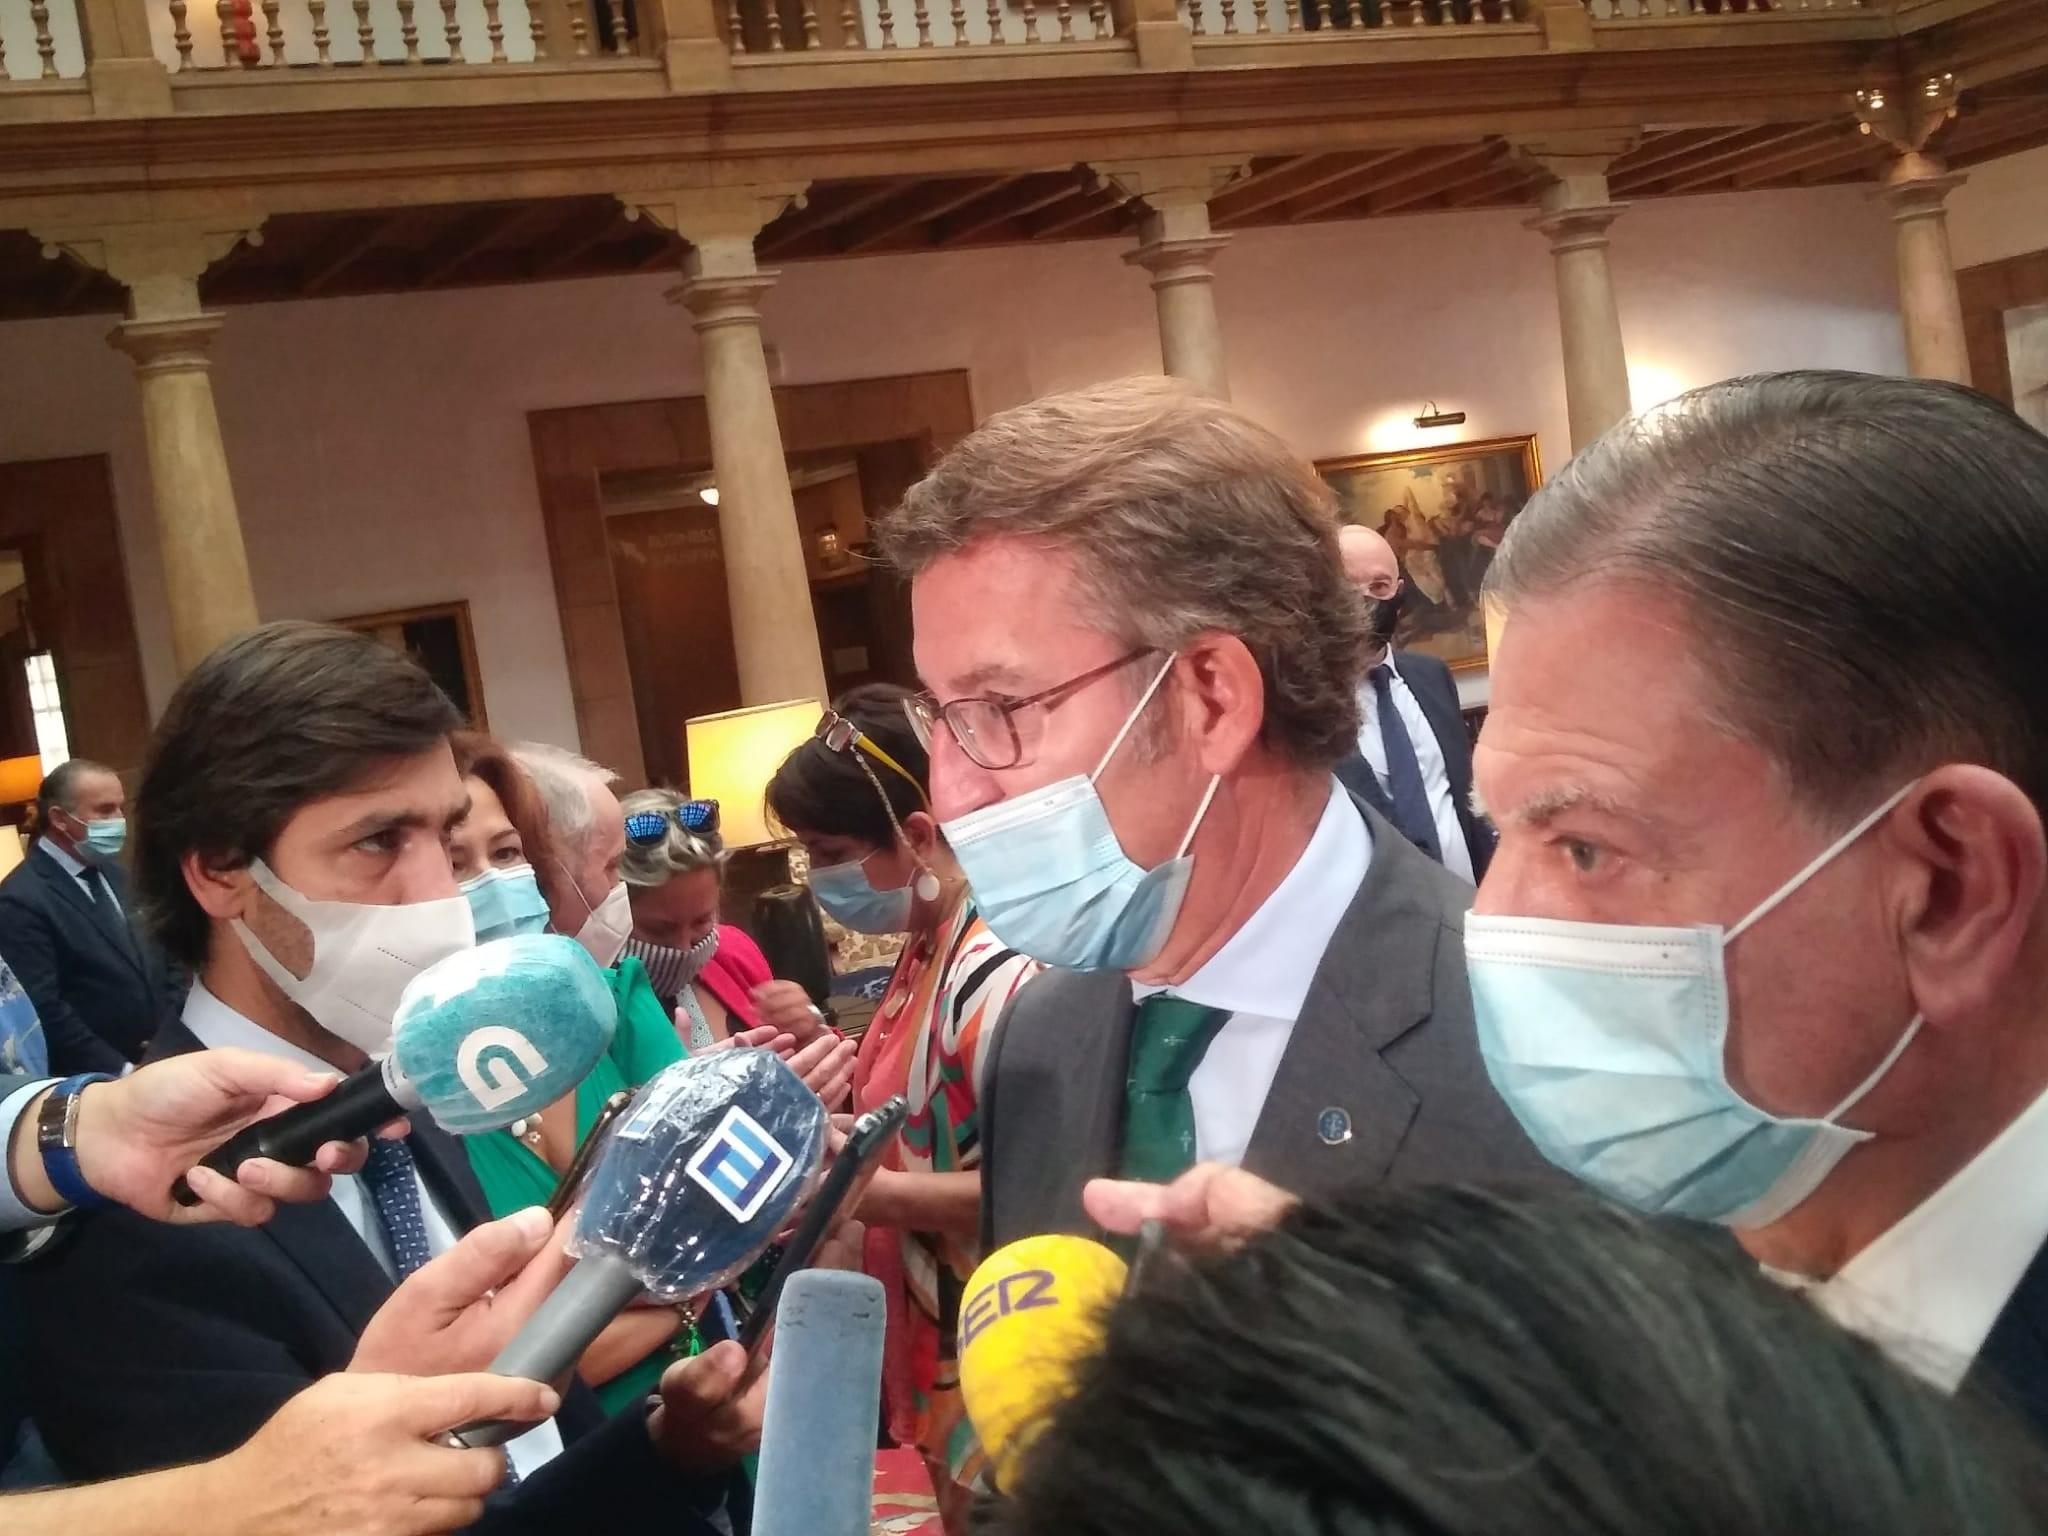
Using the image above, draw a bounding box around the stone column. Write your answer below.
[37,221,264,674]
[1520,137,1636,451]
[628,186,827,708]
[1094,159,1250,401]
[1859,75,1970,385]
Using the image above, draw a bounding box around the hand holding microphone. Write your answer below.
[175,935,618,1204]
[444,1047,828,1447]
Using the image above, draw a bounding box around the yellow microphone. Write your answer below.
[957,1233,1129,1488]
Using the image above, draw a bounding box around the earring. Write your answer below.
[915,868,942,902]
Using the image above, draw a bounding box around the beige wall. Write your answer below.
[0,180,1913,747]
[1949,145,2048,271]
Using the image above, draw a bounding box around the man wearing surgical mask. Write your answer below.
[1088,373,2048,1439]
[880,378,1548,1253]
[14,622,776,1528]
[0,758,186,1076]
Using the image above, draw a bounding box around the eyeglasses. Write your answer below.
[815,713,929,809]
[624,799,721,847]
[903,650,1155,772]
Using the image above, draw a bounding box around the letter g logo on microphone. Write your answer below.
[456,1026,551,1112]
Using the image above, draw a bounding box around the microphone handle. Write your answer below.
[447,1252,644,1448]
[172,1062,409,1208]
[753,1269,887,1536]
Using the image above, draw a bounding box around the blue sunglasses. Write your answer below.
[625,799,720,846]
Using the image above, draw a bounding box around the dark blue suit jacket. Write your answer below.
[12,1021,744,1533]
[0,847,186,1077]
[1971,1244,2048,1441]
[1335,649,1495,881]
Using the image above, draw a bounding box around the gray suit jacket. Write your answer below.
[979,798,1554,1251]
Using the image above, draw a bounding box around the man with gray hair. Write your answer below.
[510,743,634,969]
[1092,371,2048,1438]
[880,376,1547,1252]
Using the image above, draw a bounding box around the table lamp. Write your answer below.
[686,700,824,922]
[0,754,42,881]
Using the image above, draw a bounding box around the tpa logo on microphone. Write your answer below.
[455,1026,550,1112]
[685,1105,796,1222]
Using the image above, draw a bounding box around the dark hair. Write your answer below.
[992,1184,2048,1536]
[765,683,928,850]
[135,622,461,968]
[451,730,572,917]
[1486,371,2048,821]
[27,757,114,846]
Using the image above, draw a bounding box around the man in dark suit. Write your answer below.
[15,622,761,1528]
[0,760,186,1077]
[878,379,1549,1253]
[1333,525,1494,883]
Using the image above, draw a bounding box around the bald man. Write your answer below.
[1333,525,1494,881]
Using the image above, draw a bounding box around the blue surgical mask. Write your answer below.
[460,864,552,945]
[941,655,1220,973]
[810,860,915,936]
[1467,783,1925,1229]
[83,817,127,859]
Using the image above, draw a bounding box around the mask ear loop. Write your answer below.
[1726,782,1919,944]
[844,748,944,903]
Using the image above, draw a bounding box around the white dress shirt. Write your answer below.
[1354,651,1474,883]
[1133,784,1372,1167]
[39,838,116,910]
[183,982,566,1475]
[1804,1084,2048,1393]
[0,1076,58,1234]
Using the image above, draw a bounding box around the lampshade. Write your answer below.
[686,699,824,849]
[0,755,41,806]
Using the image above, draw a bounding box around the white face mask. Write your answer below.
[571,879,635,970]
[231,859,476,1056]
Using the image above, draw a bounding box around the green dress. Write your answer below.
[463,955,690,1414]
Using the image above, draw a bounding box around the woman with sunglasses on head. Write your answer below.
[618,789,837,1064]
[766,683,1042,1534]
[443,734,713,1415]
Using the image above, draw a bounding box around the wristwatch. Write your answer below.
[37,1073,115,1212]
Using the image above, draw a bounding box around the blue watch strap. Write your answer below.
[38,1073,115,1211]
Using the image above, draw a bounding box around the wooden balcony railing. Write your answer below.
[0,0,1892,87]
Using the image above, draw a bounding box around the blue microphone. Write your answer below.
[449,1047,828,1446]
[753,1269,887,1536]
[175,934,617,1203]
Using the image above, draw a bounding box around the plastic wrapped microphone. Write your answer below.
[448,1047,828,1446]
[175,934,617,1204]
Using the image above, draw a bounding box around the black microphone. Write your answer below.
[174,934,617,1204]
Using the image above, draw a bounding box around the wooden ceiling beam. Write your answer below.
[757,180,911,258]
[834,175,1014,254]
[302,212,403,296]
[1729,128,1873,188]
[412,204,535,287]
[1024,183,1125,238]
[1292,143,1491,221]
[934,173,1088,244]
[533,207,636,277]
[1370,146,1515,214]
[1657,121,1842,193]
[1213,151,1405,224]
[1613,125,1756,180]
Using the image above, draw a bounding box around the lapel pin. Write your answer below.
[1317,1107,1353,1146]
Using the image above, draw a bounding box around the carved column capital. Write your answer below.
[1854,71,1959,158]
[623,184,809,279]
[108,312,227,375]
[34,219,263,322]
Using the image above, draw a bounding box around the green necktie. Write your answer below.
[1119,995,1232,1185]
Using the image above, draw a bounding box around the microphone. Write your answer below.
[752,1268,887,1536]
[448,1046,828,1446]
[175,934,617,1204]
[957,1233,1130,1488]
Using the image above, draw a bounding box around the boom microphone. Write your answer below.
[175,934,617,1204]
[958,1233,1129,1488]
[752,1268,887,1536]
[448,1047,828,1446]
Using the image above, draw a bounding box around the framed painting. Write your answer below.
[336,601,488,729]
[1318,434,1542,672]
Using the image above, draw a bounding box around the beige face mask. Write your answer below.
[569,878,634,970]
